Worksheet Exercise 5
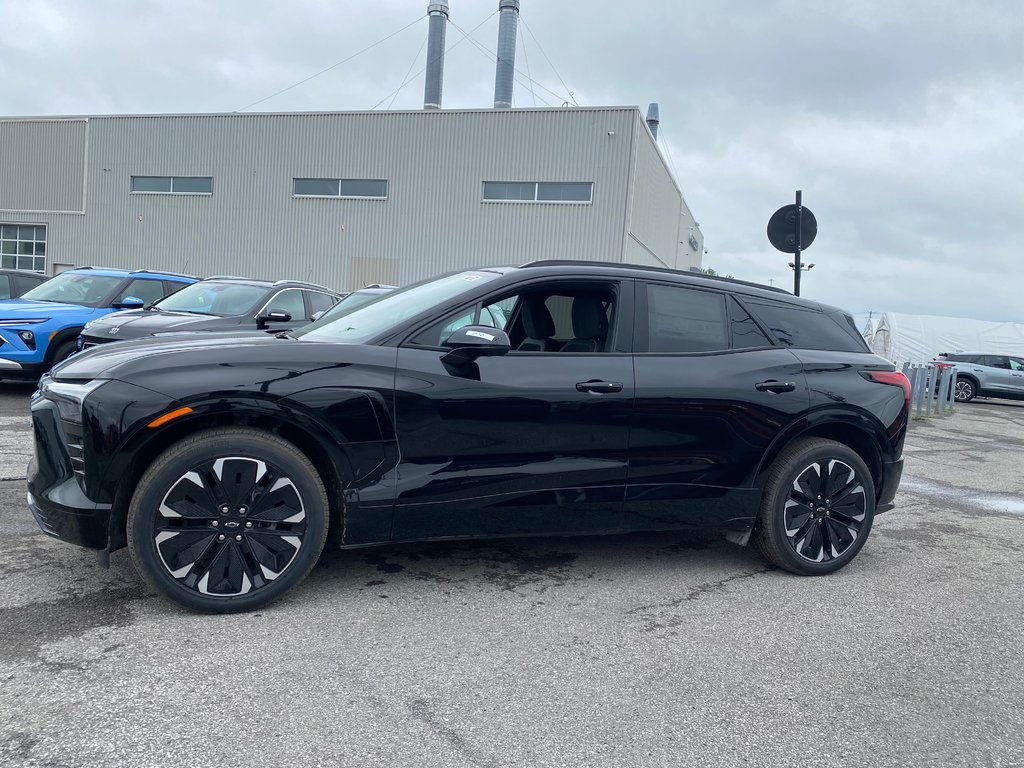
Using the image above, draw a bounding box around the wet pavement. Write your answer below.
[1,385,1022,767]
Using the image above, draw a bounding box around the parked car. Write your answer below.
[28,261,910,612]
[0,268,49,299]
[934,352,1024,402]
[0,266,197,380]
[314,283,397,320]
[77,277,344,350]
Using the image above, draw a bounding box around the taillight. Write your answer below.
[863,370,912,406]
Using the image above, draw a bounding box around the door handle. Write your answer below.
[576,380,623,394]
[755,380,796,393]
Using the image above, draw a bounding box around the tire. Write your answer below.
[752,438,875,576]
[954,377,976,402]
[127,427,329,613]
[49,340,78,369]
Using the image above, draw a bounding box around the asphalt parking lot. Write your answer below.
[1,383,1022,768]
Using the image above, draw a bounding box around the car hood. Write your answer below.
[52,332,323,382]
[0,299,105,319]
[85,309,240,338]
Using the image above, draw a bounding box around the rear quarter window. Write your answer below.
[744,300,867,352]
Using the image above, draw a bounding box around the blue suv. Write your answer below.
[0,266,196,381]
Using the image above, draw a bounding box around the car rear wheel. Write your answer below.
[954,377,976,402]
[752,438,875,576]
[127,427,329,613]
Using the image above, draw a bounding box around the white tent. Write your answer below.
[868,312,1024,364]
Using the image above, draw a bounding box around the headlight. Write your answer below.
[41,378,108,424]
[0,318,49,326]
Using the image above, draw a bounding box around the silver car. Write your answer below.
[936,352,1024,402]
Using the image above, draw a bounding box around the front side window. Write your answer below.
[641,284,728,353]
[131,176,213,194]
[115,278,168,306]
[293,178,388,199]
[408,284,616,353]
[306,291,338,318]
[1009,357,1024,372]
[483,181,593,203]
[262,289,308,321]
[0,274,10,299]
[20,272,122,307]
[1,223,46,272]
[155,282,268,316]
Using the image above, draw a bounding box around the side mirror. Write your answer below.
[440,325,511,368]
[310,310,325,322]
[256,309,292,329]
[112,296,145,310]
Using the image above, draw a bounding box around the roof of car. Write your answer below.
[201,276,340,293]
[70,266,197,281]
[512,260,836,308]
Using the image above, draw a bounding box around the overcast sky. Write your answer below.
[2,0,1021,323]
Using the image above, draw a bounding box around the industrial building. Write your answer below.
[0,1,703,291]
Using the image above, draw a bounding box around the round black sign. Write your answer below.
[767,204,817,253]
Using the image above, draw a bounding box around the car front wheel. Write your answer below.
[752,438,875,576]
[954,377,976,402]
[127,427,329,613]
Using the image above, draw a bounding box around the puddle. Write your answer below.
[899,476,1024,517]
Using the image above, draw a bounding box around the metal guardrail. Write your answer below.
[902,362,956,418]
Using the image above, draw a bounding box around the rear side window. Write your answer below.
[642,284,728,353]
[744,300,866,352]
[728,297,773,349]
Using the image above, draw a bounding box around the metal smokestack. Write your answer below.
[646,103,660,140]
[493,0,520,109]
[424,2,449,110]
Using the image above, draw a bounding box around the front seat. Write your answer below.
[516,297,559,351]
[560,296,608,352]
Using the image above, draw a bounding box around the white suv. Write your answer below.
[936,352,1024,402]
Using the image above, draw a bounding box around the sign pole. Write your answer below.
[794,189,802,297]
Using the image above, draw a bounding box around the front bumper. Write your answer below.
[25,399,112,550]
[875,456,904,514]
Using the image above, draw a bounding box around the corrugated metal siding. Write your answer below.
[8,107,689,288]
[625,118,685,269]
[0,119,87,213]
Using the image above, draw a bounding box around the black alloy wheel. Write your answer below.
[954,377,976,402]
[753,438,875,575]
[128,428,329,612]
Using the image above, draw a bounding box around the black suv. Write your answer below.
[77,277,343,349]
[0,268,48,299]
[28,261,910,612]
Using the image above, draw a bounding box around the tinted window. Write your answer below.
[986,356,1010,369]
[265,289,308,321]
[306,291,337,317]
[745,300,866,352]
[728,297,773,349]
[116,278,167,306]
[643,284,727,353]
[0,274,10,299]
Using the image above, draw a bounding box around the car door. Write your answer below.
[1008,356,1024,394]
[626,283,810,529]
[388,277,635,540]
[981,355,1013,394]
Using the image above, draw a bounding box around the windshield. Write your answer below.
[20,272,122,307]
[295,271,501,343]
[155,282,267,316]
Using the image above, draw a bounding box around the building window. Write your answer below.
[483,181,593,203]
[293,178,388,199]
[0,224,46,272]
[131,176,213,194]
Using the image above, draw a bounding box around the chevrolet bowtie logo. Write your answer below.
[109,328,120,334]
